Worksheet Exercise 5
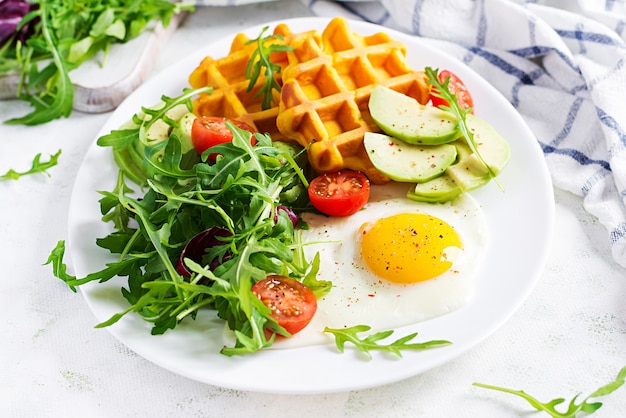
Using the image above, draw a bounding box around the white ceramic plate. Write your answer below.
[68,17,554,394]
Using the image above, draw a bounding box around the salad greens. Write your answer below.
[0,0,193,125]
[324,325,451,360]
[0,148,60,180]
[97,86,213,186]
[48,87,332,355]
[245,25,293,111]
[425,66,504,191]
[473,365,626,417]
[46,85,453,358]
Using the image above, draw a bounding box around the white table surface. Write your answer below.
[1,2,625,417]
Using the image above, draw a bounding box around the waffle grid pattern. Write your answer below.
[189,18,431,184]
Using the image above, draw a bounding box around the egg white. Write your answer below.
[270,182,489,349]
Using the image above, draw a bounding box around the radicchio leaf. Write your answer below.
[176,227,233,278]
[274,205,298,228]
[0,0,34,46]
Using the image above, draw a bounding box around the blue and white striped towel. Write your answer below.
[203,0,626,269]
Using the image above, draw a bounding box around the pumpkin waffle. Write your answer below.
[188,24,322,141]
[277,18,431,184]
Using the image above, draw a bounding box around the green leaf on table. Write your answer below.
[0,149,61,180]
[473,365,626,417]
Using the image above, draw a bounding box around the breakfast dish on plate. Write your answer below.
[62,17,553,393]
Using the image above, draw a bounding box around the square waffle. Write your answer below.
[188,24,321,141]
[277,18,431,184]
[188,18,431,184]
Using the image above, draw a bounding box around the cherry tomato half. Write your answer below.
[252,275,317,336]
[430,70,474,112]
[308,170,370,217]
[191,116,256,159]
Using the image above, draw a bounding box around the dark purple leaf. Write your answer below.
[0,0,35,46]
[176,227,233,278]
[274,205,298,228]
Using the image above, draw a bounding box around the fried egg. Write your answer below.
[271,182,489,349]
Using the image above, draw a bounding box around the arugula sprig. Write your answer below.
[245,26,293,111]
[2,0,194,125]
[473,366,626,417]
[425,66,504,191]
[324,325,451,360]
[6,0,75,126]
[0,149,61,180]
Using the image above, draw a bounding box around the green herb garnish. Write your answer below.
[1,149,61,180]
[324,325,451,360]
[2,0,193,125]
[425,66,504,191]
[245,26,293,111]
[473,365,626,417]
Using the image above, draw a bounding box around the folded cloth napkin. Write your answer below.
[200,0,626,269]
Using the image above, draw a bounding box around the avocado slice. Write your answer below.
[446,114,511,192]
[170,112,197,154]
[408,173,463,203]
[364,132,457,183]
[406,114,511,202]
[369,85,459,145]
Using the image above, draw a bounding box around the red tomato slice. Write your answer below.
[308,170,370,217]
[191,116,256,159]
[430,70,474,112]
[252,275,317,336]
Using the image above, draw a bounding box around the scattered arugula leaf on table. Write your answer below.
[1,0,194,125]
[425,66,504,191]
[324,325,452,360]
[473,365,626,417]
[245,25,293,111]
[0,149,61,180]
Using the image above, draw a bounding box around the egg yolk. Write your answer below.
[359,213,462,284]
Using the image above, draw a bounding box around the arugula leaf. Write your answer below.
[245,26,293,111]
[324,325,452,360]
[45,240,78,292]
[425,66,504,191]
[473,366,626,417]
[99,170,133,231]
[5,0,74,126]
[2,0,194,125]
[0,149,61,180]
